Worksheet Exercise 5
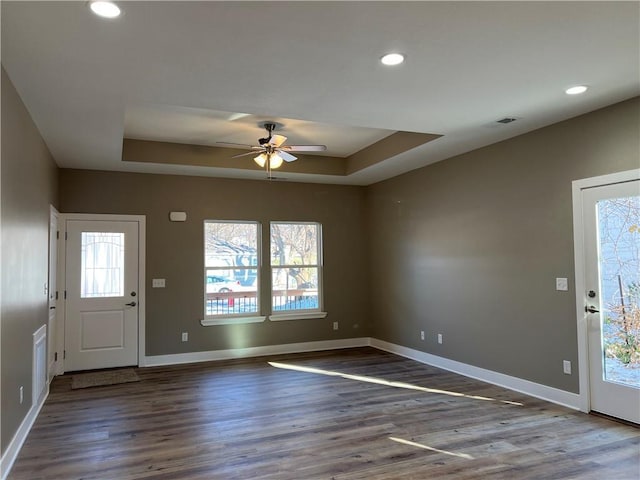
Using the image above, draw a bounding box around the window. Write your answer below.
[81,232,125,298]
[270,222,325,319]
[203,221,261,322]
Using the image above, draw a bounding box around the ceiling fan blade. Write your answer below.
[278,150,297,162]
[281,144,327,152]
[232,149,265,158]
[216,142,262,150]
[269,134,287,148]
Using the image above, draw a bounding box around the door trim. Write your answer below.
[572,168,640,413]
[48,204,59,382]
[59,213,146,371]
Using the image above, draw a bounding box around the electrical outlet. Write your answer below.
[333,321,339,331]
[19,386,24,404]
[437,334,443,344]
[420,330,425,341]
[181,332,188,342]
[563,360,571,375]
[152,278,166,288]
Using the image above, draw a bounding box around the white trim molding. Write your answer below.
[145,337,369,367]
[269,311,328,321]
[145,336,582,410]
[0,384,49,480]
[199,310,327,326]
[4,335,589,479]
[571,168,640,414]
[200,315,267,326]
[370,339,582,410]
[32,324,48,408]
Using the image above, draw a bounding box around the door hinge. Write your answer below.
[64,290,67,299]
[65,231,68,240]
[54,352,58,361]
[63,350,66,359]
[56,230,60,240]
[55,291,59,300]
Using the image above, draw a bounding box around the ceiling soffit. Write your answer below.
[123,132,441,177]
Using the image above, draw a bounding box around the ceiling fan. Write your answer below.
[217,122,327,172]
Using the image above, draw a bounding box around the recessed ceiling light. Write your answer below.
[380,53,405,66]
[565,85,588,95]
[89,1,121,19]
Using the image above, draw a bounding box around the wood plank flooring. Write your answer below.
[8,347,640,479]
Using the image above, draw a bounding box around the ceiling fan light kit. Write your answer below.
[254,153,267,167]
[254,152,283,169]
[217,122,327,178]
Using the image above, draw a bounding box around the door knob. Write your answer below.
[125,301,137,307]
[585,305,599,314]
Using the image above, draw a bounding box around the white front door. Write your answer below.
[65,219,140,371]
[581,178,639,424]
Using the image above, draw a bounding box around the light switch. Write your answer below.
[556,278,568,291]
[152,278,166,288]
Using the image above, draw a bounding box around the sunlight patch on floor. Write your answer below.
[389,436,474,459]
[267,361,523,406]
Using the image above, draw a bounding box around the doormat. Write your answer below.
[71,368,140,389]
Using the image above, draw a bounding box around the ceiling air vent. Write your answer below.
[496,117,517,124]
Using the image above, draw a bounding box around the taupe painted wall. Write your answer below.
[59,171,370,356]
[2,61,637,462]
[1,68,59,454]
[367,97,640,393]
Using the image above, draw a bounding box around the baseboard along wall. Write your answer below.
[2,336,582,480]
[143,337,581,411]
[369,338,582,411]
[143,337,371,367]
[0,385,49,480]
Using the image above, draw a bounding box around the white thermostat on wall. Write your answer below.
[169,211,187,222]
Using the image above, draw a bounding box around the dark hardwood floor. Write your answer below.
[8,347,640,479]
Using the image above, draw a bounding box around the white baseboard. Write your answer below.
[1,336,583,480]
[370,338,581,410]
[145,336,580,411]
[0,385,49,480]
[144,337,370,367]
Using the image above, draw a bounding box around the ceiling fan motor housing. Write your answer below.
[259,122,277,145]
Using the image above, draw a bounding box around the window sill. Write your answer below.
[269,311,328,322]
[200,315,267,326]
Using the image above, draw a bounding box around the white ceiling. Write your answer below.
[2,1,639,185]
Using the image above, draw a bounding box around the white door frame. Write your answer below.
[57,213,146,372]
[572,168,640,413]
[48,205,60,382]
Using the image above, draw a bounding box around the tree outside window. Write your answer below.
[204,221,259,317]
[270,222,322,312]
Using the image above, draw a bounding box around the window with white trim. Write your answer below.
[270,222,323,315]
[204,221,259,318]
